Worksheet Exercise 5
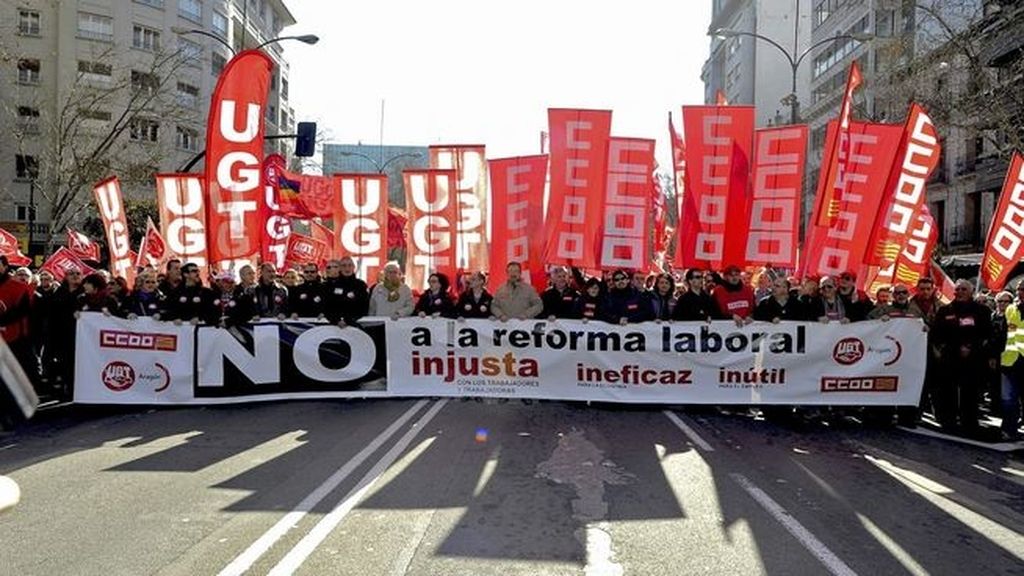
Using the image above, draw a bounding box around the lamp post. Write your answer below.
[339,151,422,174]
[710,28,875,124]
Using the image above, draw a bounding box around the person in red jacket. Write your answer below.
[0,256,35,382]
[712,264,755,325]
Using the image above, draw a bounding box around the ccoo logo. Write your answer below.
[833,338,865,365]
[102,361,136,392]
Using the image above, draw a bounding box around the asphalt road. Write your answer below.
[1,400,1023,575]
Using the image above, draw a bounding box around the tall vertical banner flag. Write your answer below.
[866,104,941,267]
[429,145,488,273]
[802,121,904,277]
[204,49,274,271]
[135,218,168,268]
[892,206,938,286]
[813,61,863,230]
[332,174,389,282]
[93,177,135,285]
[260,154,291,269]
[598,137,655,271]
[652,174,667,263]
[981,152,1024,289]
[404,169,458,291]
[669,113,687,267]
[745,126,807,268]
[489,155,548,293]
[66,229,100,262]
[156,174,209,273]
[678,106,755,269]
[545,109,613,269]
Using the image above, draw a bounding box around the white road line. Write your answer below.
[217,399,429,576]
[730,473,858,576]
[267,399,448,576]
[663,410,715,452]
[898,426,1024,452]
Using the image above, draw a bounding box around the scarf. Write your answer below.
[382,278,402,302]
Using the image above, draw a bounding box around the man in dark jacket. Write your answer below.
[932,279,992,435]
[290,264,324,319]
[604,270,653,325]
[673,269,716,321]
[753,277,806,322]
[322,257,369,326]
[542,266,580,319]
[837,270,874,321]
[254,263,289,318]
[165,262,218,324]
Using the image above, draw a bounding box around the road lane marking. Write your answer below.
[898,426,1024,452]
[217,400,429,576]
[730,473,858,576]
[267,400,448,576]
[855,512,928,576]
[663,411,714,452]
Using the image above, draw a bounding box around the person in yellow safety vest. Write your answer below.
[999,292,1024,441]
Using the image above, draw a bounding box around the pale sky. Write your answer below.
[284,0,713,171]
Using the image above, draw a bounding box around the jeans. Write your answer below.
[1002,372,1023,436]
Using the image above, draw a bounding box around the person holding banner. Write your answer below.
[574,277,606,322]
[290,264,325,319]
[753,277,806,323]
[491,262,542,322]
[367,262,413,320]
[868,285,923,320]
[76,273,118,315]
[120,270,165,319]
[809,277,850,324]
[541,267,580,320]
[932,279,992,435]
[30,270,57,366]
[711,265,755,324]
[254,263,289,319]
[158,259,182,295]
[455,271,494,319]
[414,273,456,318]
[648,274,677,321]
[165,263,217,325]
[673,269,716,322]
[837,271,874,322]
[324,257,371,325]
[43,267,83,396]
[605,270,653,325]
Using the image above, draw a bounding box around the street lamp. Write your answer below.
[170,28,318,56]
[339,151,422,174]
[709,27,875,124]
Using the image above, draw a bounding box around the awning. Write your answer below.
[940,253,983,267]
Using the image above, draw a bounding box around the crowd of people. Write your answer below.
[0,254,1021,441]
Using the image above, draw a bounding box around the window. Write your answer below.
[280,110,288,129]
[266,104,277,125]
[132,24,161,51]
[15,204,36,222]
[18,10,40,36]
[16,107,40,134]
[212,11,228,36]
[129,119,160,142]
[131,70,160,95]
[78,12,113,42]
[17,59,40,84]
[281,77,289,99]
[78,60,113,83]
[212,52,226,75]
[176,81,199,106]
[15,155,39,180]
[176,126,199,151]
[179,38,202,61]
[134,0,164,8]
[179,0,202,22]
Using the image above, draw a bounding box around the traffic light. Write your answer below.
[296,122,316,157]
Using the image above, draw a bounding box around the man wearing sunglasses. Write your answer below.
[868,284,922,320]
[290,264,324,320]
[165,263,217,325]
[605,269,653,325]
[932,279,991,435]
[322,257,370,326]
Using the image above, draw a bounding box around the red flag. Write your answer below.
[332,173,389,282]
[669,113,687,267]
[812,61,863,229]
[652,174,667,258]
[489,155,548,293]
[93,177,135,284]
[387,207,407,251]
[866,104,941,267]
[0,228,30,266]
[891,206,938,287]
[277,168,335,218]
[430,145,488,274]
[545,109,612,269]
[41,248,95,282]
[981,152,1024,289]
[204,49,274,270]
[678,105,755,269]
[599,137,655,271]
[156,174,210,273]
[284,233,327,271]
[309,220,337,264]
[135,218,167,269]
[745,125,808,269]
[802,121,904,278]
[715,89,729,106]
[66,229,100,262]
[404,169,458,291]
[259,154,292,269]
[931,260,957,303]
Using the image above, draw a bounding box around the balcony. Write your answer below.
[974,154,1009,193]
[978,4,1024,67]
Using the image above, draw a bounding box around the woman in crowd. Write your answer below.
[649,273,677,321]
[414,272,456,318]
[368,262,414,318]
[574,277,606,322]
[456,271,494,319]
[282,269,302,289]
[121,270,164,318]
[77,273,119,314]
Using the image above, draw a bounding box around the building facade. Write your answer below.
[702,0,812,128]
[322,144,430,208]
[0,0,301,259]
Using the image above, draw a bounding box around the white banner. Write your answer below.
[385,318,927,405]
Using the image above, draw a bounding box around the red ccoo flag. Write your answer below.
[811,61,863,229]
[981,152,1024,289]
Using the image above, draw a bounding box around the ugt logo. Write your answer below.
[833,338,865,365]
[102,361,136,392]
